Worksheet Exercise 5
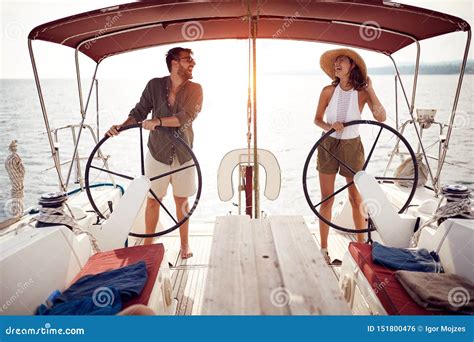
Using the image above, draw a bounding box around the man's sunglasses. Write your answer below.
[178,56,195,63]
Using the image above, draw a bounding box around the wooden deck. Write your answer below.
[304,216,358,279]
[157,222,213,316]
[153,216,356,315]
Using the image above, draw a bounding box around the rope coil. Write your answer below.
[410,185,472,247]
[36,193,101,253]
[5,140,25,217]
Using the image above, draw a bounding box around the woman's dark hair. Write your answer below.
[166,47,193,72]
[331,57,367,91]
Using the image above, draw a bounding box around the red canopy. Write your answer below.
[29,0,470,63]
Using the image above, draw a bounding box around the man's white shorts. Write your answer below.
[145,151,197,198]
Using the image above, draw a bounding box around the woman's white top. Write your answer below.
[324,84,361,139]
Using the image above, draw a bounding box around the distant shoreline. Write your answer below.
[266,60,474,76]
[2,61,474,80]
[369,61,474,75]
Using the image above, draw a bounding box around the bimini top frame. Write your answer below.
[29,0,469,62]
[28,0,471,198]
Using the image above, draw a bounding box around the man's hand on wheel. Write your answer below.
[142,119,160,131]
[106,124,122,137]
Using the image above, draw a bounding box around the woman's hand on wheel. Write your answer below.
[106,124,122,137]
[330,122,344,132]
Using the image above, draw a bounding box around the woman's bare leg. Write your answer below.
[318,172,337,249]
[345,176,366,243]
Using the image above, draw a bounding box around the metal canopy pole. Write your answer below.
[244,3,253,218]
[409,42,438,192]
[435,29,472,188]
[65,57,99,189]
[395,75,399,131]
[388,55,411,113]
[28,39,67,191]
[251,16,260,219]
[96,79,100,139]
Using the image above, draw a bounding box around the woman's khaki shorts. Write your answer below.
[145,151,197,198]
[316,135,365,177]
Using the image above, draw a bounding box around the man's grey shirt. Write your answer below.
[129,76,203,165]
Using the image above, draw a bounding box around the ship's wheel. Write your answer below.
[302,120,418,234]
[84,123,202,237]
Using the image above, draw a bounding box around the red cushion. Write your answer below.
[71,244,165,309]
[348,242,451,315]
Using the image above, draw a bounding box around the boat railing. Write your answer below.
[383,110,449,190]
[50,124,115,190]
[388,69,446,195]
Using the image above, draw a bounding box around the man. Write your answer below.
[106,47,203,259]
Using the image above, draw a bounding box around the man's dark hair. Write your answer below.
[166,47,193,72]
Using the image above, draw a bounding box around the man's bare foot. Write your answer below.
[180,245,193,259]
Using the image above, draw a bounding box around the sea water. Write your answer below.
[0,74,472,221]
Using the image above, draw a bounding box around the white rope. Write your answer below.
[410,198,471,247]
[5,141,100,253]
[37,206,101,253]
[5,140,25,217]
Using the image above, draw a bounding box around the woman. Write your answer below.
[314,48,386,264]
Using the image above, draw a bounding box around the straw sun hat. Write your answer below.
[320,48,367,81]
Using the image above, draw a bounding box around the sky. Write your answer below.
[0,0,473,79]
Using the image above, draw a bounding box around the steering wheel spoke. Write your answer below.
[148,189,178,225]
[89,164,133,180]
[139,125,145,176]
[375,176,415,182]
[363,126,383,170]
[149,163,196,182]
[319,144,356,176]
[314,181,353,208]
